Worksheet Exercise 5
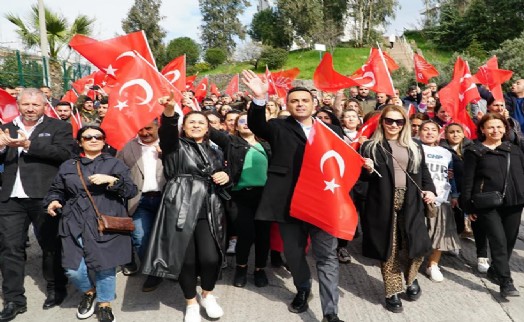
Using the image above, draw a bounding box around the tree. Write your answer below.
[199,0,249,55]
[165,37,201,66]
[234,41,264,69]
[5,4,94,91]
[259,46,288,69]
[204,48,227,67]
[277,0,323,44]
[347,0,400,47]
[249,9,293,49]
[122,0,167,66]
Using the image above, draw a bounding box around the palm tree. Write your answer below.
[5,4,94,93]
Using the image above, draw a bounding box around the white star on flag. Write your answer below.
[324,178,341,193]
[114,100,128,111]
[105,65,118,77]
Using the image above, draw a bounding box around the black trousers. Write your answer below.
[178,219,221,299]
[0,198,67,306]
[231,188,270,268]
[477,205,522,281]
[471,218,489,258]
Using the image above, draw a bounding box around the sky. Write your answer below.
[0,0,422,57]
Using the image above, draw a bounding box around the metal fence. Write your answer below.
[0,48,92,95]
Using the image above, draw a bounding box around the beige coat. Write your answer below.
[116,137,165,215]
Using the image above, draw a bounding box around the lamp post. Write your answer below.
[38,0,51,86]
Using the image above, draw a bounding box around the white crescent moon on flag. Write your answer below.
[361,71,376,87]
[119,79,154,105]
[320,150,345,177]
[164,70,181,83]
[201,84,207,91]
[116,51,136,61]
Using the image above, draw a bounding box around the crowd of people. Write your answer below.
[0,74,523,322]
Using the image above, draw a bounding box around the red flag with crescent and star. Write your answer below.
[349,113,381,150]
[194,77,209,102]
[438,57,480,139]
[161,55,186,92]
[290,120,364,240]
[101,51,183,150]
[313,52,363,93]
[413,53,439,84]
[0,89,19,123]
[351,48,395,96]
[69,31,156,76]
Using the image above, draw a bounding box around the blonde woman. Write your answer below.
[360,104,436,313]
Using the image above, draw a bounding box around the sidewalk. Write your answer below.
[7,222,524,322]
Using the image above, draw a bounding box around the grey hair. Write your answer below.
[17,88,47,105]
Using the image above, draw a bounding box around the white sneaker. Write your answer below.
[426,265,444,282]
[199,294,224,319]
[477,257,490,273]
[184,303,201,322]
[226,239,237,254]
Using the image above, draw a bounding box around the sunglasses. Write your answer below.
[383,117,406,126]
[81,134,105,141]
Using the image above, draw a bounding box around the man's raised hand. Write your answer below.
[158,91,176,117]
[241,70,268,100]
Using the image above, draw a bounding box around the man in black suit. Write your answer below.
[0,88,73,321]
[243,70,344,322]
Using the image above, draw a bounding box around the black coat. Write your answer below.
[142,114,227,280]
[359,140,436,261]
[247,101,344,223]
[209,127,271,186]
[44,154,138,271]
[439,138,474,194]
[460,141,524,214]
[0,116,73,200]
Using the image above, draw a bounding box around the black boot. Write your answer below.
[385,294,403,313]
[406,279,421,301]
[233,266,248,287]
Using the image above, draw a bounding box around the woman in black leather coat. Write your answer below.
[142,96,230,322]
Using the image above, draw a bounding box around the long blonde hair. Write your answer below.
[364,104,421,173]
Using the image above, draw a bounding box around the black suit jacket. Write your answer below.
[0,116,73,201]
[247,101,344,223]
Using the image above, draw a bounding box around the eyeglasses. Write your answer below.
[492,104,505,107]
[237,118,247,125]
[383,117,406,126]
[81,134,105,141]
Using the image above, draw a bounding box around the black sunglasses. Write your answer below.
[383,117,406,126]
[81,134,105,141]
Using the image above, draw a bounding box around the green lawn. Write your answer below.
[205,47,372,80]
[404,30,453,64]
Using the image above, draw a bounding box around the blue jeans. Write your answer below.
[65,238,116,303]
[132,195,161,259]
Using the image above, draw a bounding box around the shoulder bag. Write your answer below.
[76,161,135,234]
[471,151,510,209]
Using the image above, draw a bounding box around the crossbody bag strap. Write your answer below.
[379,143,425,195]
[76,161,103,220]
[502,151,511,198]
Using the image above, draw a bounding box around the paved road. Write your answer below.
[5,221,524,322]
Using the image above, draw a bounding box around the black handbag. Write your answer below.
[471,152,510,210]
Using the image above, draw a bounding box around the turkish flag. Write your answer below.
[186,75,197,91]
[0,89,19,123]
[349,113,380,150]
[225,74,239,97]
[61,90,78,104]
[382,51,399,72]
[351,48,395,96]
[290,120,363,240]
[414,53,439,84]
[161,55,186,92]
[210,83,220,96]
[313,53,362,93]
[472,56,513,102]
[101,51,183,150]
[69,31,156,76]
[194,77,208,102]
[438,57,480,139]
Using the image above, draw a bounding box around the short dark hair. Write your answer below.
[286,87,313,102]
[476,112,510,142]
[76,126,106,142]
[56,101,72,108]
[410,112,429,121]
